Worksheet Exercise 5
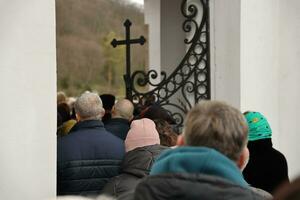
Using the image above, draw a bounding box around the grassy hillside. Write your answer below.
[56,0,148,97]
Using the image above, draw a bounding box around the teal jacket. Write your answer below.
[150,146,248,187]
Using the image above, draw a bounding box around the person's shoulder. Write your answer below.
[133,173,268,200]
[250,186,273,199]
[270,147,288,162]
[103,129,124,143]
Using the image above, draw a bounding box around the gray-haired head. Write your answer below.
[183,100,248,161]
[112,99,134,121]
[74,92,105,121]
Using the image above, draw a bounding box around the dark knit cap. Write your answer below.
[100,94,116,110]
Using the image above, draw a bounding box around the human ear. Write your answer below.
[176,134,185,146]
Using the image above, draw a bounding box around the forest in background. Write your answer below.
[56,0,148,97]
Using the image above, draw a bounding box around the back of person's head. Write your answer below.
[243,111,272,141]
[57,91,67,105]
[57,103,71,123]
[57,112,63,128]
[100,94,116,110]
[99,94,116,123]
[125,118,160,152]
[154,119,178,147]
[112,99,134,121]
[74,92,105,121]
[140,105,176,125]
[273,177,300,200]
[182,100,248,161]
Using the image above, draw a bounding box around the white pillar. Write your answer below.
[161,0,186,75]
[144,0,161,73]
[0,1,57,199]
[144,0,185,80]
[278,0,300,179]
[210,0,241,108]
[144,0,186,114]
[240,0,280,145]
[211,0,300,179]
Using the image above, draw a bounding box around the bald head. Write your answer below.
[74,92,105,121]
[112,99,134,121]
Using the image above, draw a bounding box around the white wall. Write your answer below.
[144,0,161,72]
[0,1,57,199]
[210,0,241,108]
[211,0,300,179]
[145,0,185,82]
[161,0,186,74]
[240,0,280,145]
[278,0,300,180]
[146,0,300,179]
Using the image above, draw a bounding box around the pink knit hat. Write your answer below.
[125,118,160,152]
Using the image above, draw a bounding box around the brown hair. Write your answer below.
[154,119,178,147]
[184,100,248,161]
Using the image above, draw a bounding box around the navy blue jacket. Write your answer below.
[105,118,130,140]
[57,120,125,196]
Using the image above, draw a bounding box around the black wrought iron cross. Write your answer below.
[111,19,146,99]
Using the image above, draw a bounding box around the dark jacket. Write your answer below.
[132,173,268,200]
[102,144,168,197]
[105,118,130,140]
[126,147,267,200]
[57,120,125,196]
[243,139,289,194]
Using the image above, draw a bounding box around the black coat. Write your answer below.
[123,173,267,200]
[105,118,130,140]
[102,144,168,197]
[57,120,125,196]
[243,139,289,194]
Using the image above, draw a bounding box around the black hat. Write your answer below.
[100,94,116,110]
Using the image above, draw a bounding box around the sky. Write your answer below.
[129,0,144,5]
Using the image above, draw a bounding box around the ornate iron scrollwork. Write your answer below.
[130,0,210,128]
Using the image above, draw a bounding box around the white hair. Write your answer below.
[74,92,105,121]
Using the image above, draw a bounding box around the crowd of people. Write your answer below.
[56,91,295,200]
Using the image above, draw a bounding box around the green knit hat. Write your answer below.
[244,112,272,141]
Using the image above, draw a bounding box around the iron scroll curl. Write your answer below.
[127,0,210,128]
[107,0,211,129]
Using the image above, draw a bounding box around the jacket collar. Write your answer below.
[121,145,168,177]
[106,118,130,124]
[69,120,104,132]
[248,138,273,152]
[150,146,248,187]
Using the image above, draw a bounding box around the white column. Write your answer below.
[144,0,185,81]
[240,0,280,145]
[161,0,186,75]
[210,0,241,108]
[144,0,161,73]
[278,0,300,179]
[145,0,186,112]
[0,1,57,199]
[211,0,300,179]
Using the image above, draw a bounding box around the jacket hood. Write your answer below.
[133,173,265,200]
[121,144,168,178]
[150,146,248,187]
